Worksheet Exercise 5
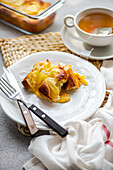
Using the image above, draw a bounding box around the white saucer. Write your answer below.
[61,26,113,60]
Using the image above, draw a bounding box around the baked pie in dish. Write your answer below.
[22,59,88,103]
[0,0,56,33]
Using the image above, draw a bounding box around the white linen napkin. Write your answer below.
[23,60,113,170]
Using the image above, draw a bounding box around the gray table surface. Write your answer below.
[0,0,113,169]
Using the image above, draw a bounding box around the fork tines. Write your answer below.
[0,77,16,98]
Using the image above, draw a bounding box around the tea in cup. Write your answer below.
[64,7,113,46]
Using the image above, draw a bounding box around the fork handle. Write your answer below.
[29,104,68,138]
[17,101,39,136]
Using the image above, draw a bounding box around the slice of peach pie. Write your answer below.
[22,59,88,103]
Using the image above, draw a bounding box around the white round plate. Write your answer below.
[0,51,106,130]
[61,26,113,60]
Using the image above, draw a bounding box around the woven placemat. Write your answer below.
[0,32,109,134]
[0,32,103,69]
[0,32,70,67]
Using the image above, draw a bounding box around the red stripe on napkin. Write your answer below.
[105,140,113,147]
[102,125,113,147]
[102,124,110,139]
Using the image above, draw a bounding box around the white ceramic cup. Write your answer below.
[64,7,113,47]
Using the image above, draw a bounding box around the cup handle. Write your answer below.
[64,15,75,27]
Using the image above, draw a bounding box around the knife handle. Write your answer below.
[29,104,68,138]
[17,101,39,136]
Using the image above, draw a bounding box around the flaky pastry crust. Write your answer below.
[22,59,88,103]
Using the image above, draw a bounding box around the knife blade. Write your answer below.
[3,68,68,138]
[3,67,39,136]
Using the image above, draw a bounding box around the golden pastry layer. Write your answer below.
[0,0,56,33]
[22,59,88,103]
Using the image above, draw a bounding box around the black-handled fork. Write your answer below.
[0,77,68,138]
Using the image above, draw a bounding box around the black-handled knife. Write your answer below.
[19,100,68,138]
[29,104,68,138]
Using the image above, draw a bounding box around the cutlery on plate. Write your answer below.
[0,70,68,138]
[92,27,113,35]
[3,67,39,136]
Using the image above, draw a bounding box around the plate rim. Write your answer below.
[61,26,113,60]
[0,51,106,129]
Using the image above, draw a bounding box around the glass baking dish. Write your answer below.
[0,0,66,34]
